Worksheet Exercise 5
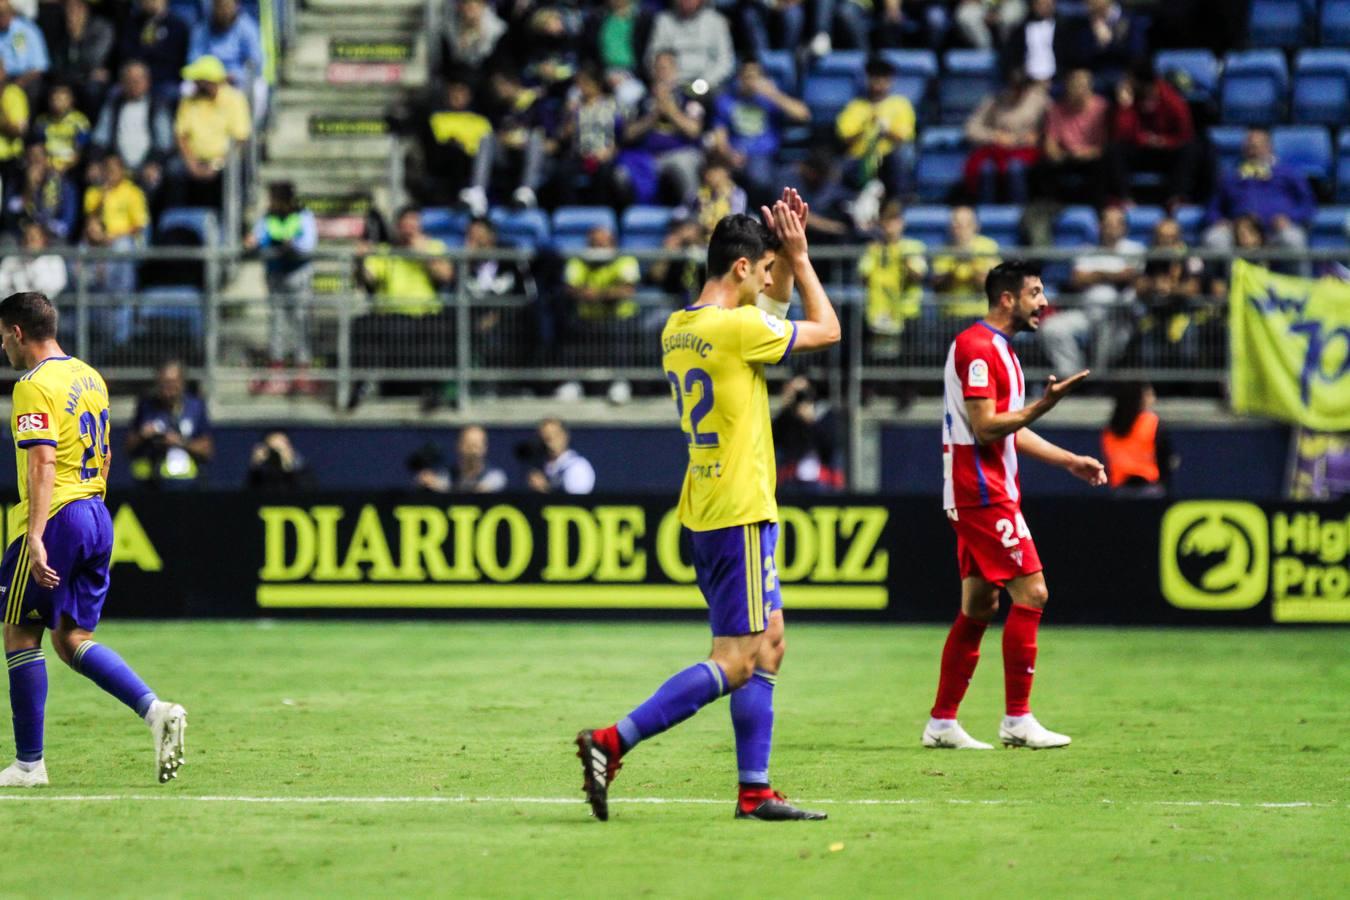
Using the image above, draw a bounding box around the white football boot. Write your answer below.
[922,719,994,750]
[146,700,187,783]
[0,759,48,787]
[999,714,1071,749]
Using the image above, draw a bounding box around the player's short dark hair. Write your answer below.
[984,260,1041,307]
[0,291,57,340]
[706,214,778,278]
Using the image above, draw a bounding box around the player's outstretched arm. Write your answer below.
[771,200,839,353]
[1020,428,1108,486]
[965,369,1090,444]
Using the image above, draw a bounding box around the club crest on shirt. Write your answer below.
[968,359,989,387]
[759,310,786,337]
[16,413,48,433]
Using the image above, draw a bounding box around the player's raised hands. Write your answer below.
[1068,454,1108,487]
[782,187,809,229]
[1044,369,1090,406]
[773,199,808,260]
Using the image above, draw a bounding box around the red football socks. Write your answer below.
[737,785,775,814]
[594,725,623,757]
[930,613,989,719]
[1003,604,1043,717]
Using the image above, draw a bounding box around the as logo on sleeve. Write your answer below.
[16,413,49,433]
[967,359,989,388]
[759,310,787,337]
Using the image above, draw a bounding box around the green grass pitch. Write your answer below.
[3,621,1346,898]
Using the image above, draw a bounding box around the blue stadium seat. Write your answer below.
[620,205,674,250]
[1125,206,1165,245]
[802,72,859,128]
[1247,0,1307,49]
[1292,50,1350,128]
[490,208,550,248]
[1054,206,1099,247]
[1154,50,1219,100]
[1271,125,1332,184]
[1336,130,1350,202]
[551,206,616,251]
[1174,205,1205,245]
[140,287,204,339]
[1221,51,1289,126]
[915,127,967,202]
[1322,0,1350,44]
[901,205,951,248]
[1209,126,1248,176]
[813,50,867,78]
[169,0,203,27]
[974,205,1020,246]
[939,49,998,125]
[421,207,470,243]
[157,207,218,247]
[759,50,797,94]
[1309,207,1349,249]
[880,49,937,107]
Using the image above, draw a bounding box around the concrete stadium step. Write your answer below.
[282,31,428,89]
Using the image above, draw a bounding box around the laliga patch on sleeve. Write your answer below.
[758,309,787,337]
[16,412,49,433]
[967,359,989,388]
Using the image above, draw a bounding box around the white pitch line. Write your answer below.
[0,795,1339,810]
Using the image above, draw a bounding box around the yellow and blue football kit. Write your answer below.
[661,303,795,635]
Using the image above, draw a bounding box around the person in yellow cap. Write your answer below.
[169,54,249,207]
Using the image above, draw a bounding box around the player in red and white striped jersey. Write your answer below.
[925,261,1107,751]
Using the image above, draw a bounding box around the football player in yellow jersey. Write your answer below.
[0,292,186,788]
[577,190,840,821]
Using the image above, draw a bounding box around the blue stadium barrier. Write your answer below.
[551,206,616,252]
[1248,0,1308,49]
[1292,49,1350,127]
[620,205,674,250]
[915,126,966,202]
[1271,125,1333,183]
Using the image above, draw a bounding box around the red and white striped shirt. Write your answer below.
[943,321,1025,510]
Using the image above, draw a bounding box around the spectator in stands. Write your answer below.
[1056,0,1145,79]
[1134,215,1209,366]
[710,59,809,205]
[406,442,452,493]
[525,417,596,494]
[118,0,190,102]
[446,0,507,71]
[127,359,214,487]
[647,211,703,306]
[1039,205,1142,377]
[0,221,67,298]
[565,225,639,323]
[171,54,250,208]
[683,158,746,239]
[859,200,927,349]
[595,0,638,74]
[836,56,915,202]
[47,0,114,112]
[1203,128,1314,278]
[0,58,27,185]
[451,425,508,493]
[83,153,147,305]
[644,0,734,92]
[1108,60,1195,205]
[874,0,952,53]
[351,206,454,407]
[618,49,705,205]
[246,430,316,493]
[92,60,174,196]
[1101,382,1174,495]
[518,5,584,92]
[0,0,48,92]
[1036,66,1107,207]
[738,0,832,61]
[962,66,1047,203]
[188,0,263,98]
[486,68,548,210]
[795,149,856,243]
[3,143,76,241]
[420,75,493,216]
[544,62,623,210]
[1001,0,1058,84]
[35,82,90,174]
[957,0,1030,51]
[773,377,843,493]
[932,205,1000,318]
[244,181,317,395]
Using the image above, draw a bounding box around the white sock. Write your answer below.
[14,758,41,772]
[927,718,957,730]
[142,699,161,726]
[1003,714,1032,726]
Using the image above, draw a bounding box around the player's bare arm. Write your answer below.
[771,201,840,352]
[1019,428,1107,486]
[964,369,1091,444]
[24,442,60,589]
